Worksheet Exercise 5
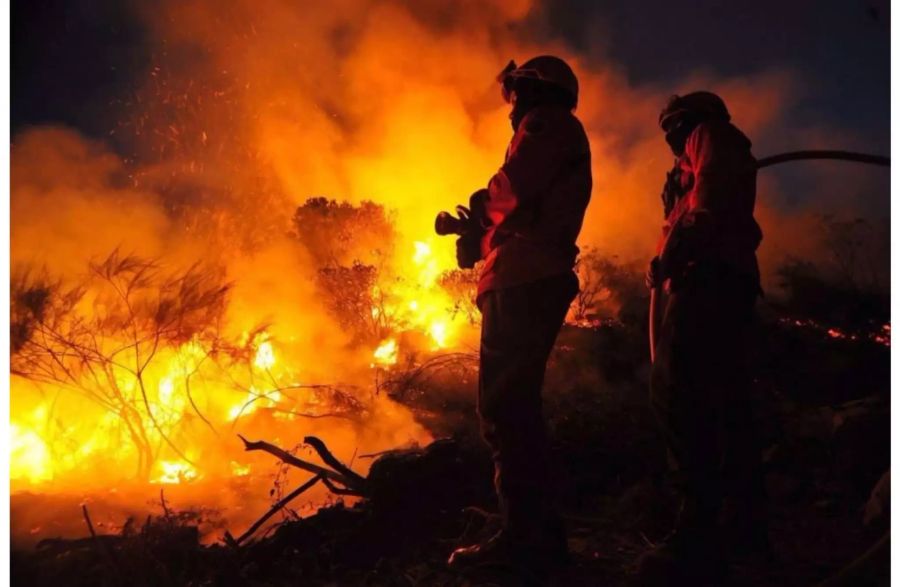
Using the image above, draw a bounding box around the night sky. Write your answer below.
[539,0,890,153]
[12,0,890,154]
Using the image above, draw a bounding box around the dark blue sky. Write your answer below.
[534,0,890,153]
[12,0,149,135]
[13,0,890,154]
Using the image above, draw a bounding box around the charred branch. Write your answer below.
[303,436,368,488]
[228,474,324,546]
[237,435,363,491]
[81,504,98,540]
[82,504,122,572]
[320,476,364,497]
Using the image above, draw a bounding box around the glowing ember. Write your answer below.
[873,324,891,346]
[780,318,890,347]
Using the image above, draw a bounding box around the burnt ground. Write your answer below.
[10,305,890,587]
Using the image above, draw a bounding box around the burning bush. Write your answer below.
[11,251,232,479]
[315,262,387,344]
[291,197,395,267]
[290,198,398,343]
[288,196,479,353]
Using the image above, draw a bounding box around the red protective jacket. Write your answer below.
[478,105,592,298]
[658,120,762,284]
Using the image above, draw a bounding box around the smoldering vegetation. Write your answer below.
[11,209,890,585]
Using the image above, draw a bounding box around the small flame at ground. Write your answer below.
[254,338,276,370]
[230,461,251,477]
[368,241,470,357]
[153,460,199,485]
[372,338,399,366]
[412,240,442,287]
[10,424,52,485]
[429,321,449,349]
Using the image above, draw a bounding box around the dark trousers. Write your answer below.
[477,272,578,541]
[650,269,765,534]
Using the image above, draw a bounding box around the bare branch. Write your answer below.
[303,436,367,487]
[229,474,323,545]
[237,435,360,489]
[320,475,365,497]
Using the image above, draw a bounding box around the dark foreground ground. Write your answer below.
[11,305,890,586]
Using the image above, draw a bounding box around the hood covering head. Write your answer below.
[659,91,731,155]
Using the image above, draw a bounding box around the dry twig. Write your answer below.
[303,435,367,487]
[227,474,324,546]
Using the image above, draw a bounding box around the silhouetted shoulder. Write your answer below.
[687,120,753,155]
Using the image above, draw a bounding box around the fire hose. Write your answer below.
[648,150,890,363]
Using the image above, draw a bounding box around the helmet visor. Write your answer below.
[660,108,689,132]
[497,60,548,103]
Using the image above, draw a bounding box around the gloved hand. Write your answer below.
[645,256,664,290]
[456,234,481,269]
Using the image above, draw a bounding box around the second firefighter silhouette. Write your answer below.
[439,56,591,572]
[639,92,767,584]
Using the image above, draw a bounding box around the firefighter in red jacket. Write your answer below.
[640,92,767,583]
[447,56,592,572]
